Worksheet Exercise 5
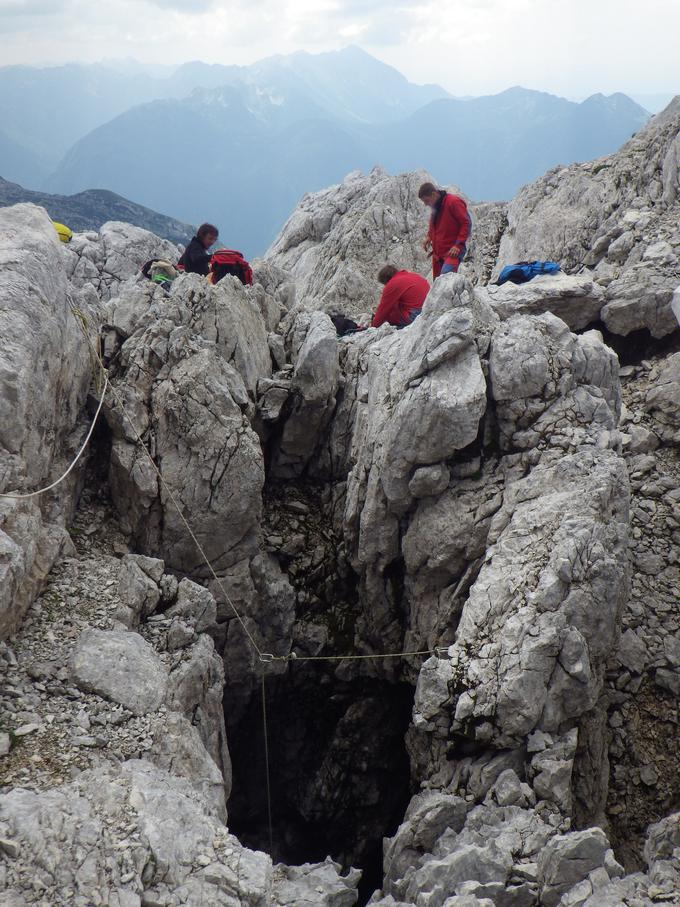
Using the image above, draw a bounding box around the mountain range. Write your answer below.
[0,177,194,244]
[0,47,654,256]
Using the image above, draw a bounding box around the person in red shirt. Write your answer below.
[372,265,430,328]
[418,182,472,279]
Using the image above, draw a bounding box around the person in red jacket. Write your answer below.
[372,265,430,328]
[418,182,472,279]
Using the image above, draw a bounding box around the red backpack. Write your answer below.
[209,249,253,286]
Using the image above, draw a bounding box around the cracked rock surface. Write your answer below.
[3,98,680,907]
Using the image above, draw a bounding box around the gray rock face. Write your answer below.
[477,272,605,331]
[489,315,620,452]
[384,800,555,907]
[0,203,92,639]
[271,310,340,477]
[70,628,168,715]
[7,103,680,907]
[63,220,180,301]
[538,828,612,907]
[645,351,680,432]
[494,100,680,338]
[413,446,628,755]
[106,283,266,578]
[0,760,358,906]
[340,275,495,651]
[266,167,433,319]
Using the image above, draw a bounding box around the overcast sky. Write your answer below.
[1,0,678,99]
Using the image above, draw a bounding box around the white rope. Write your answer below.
[0,374,109,501]
[64,303,447,667]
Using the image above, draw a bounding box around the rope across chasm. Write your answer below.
[59,297,445,667]
[11,295,447,855]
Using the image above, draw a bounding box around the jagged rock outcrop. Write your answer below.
[266,167,433,319]
[101,269,299,730]
[336,276,496,656]
[269,310,341,477]
[476,272,605,331]
[63,220,180,302]
[494,98,680,338]
[0,203,93,639]
[265,168,505,322]
[0,759,359,906]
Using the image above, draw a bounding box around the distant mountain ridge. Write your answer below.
[0,47,450,182]
[44,81,650,256]
[0,47,653,255]
[0,177,194,244]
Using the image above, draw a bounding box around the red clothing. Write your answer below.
[372,270,430,328]
[428,192,471,277]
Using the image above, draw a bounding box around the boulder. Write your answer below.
[266,167,433,319]
[63,220,179,301]
[69,628,168,715]
[271,310,340,477]
[0,759,358,905]
[478,272,605,330]
[538,828,611,907]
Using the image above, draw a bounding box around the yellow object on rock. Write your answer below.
[53,222,73,243]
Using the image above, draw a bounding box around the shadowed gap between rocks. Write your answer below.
[227,670,415,906]
[225,478,417,905]
[589,320,680,367]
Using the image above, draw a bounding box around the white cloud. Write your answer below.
[0,0,678,98]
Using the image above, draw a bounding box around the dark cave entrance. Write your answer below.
[221,453,420,902]
[227,666,415,905]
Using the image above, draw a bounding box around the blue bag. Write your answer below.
[497,260,561,285]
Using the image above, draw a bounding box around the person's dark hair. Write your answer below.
[378,264,398,285]
[197,223,219,240]
[417,182,438,199]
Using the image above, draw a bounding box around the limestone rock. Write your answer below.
[63,220,179,302]
[115,554,162,626]
[166,577,218,633]
[271,310,340,477]
[489,314,620,452]
[409,444,629,798]
[272,858,360,906]
[538,828,611,907]
[494,100,680,338]
[384,802,554,906]
[340,275,495,651]
[0,203,92,639]
[70,628,168,715]
[266,167,433,319]
[602,265,680,338]
[107,301,265,578]
[166,633,231,787]
[645,351,680,430]
[478,272,605,330]
[148,712,228,822]
[0,759,358,906]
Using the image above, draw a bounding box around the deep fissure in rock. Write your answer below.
[228,670,414,904]
[226,479,416,905]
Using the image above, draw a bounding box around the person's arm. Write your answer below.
[372,281,401,328]
[445,195,471,249]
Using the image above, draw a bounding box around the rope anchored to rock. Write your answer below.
[0,372,109,501]
[64,298,447,669]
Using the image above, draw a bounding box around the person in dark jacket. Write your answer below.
[178,222,218,276]
[372,265,430,328]
[418,182,471,279]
